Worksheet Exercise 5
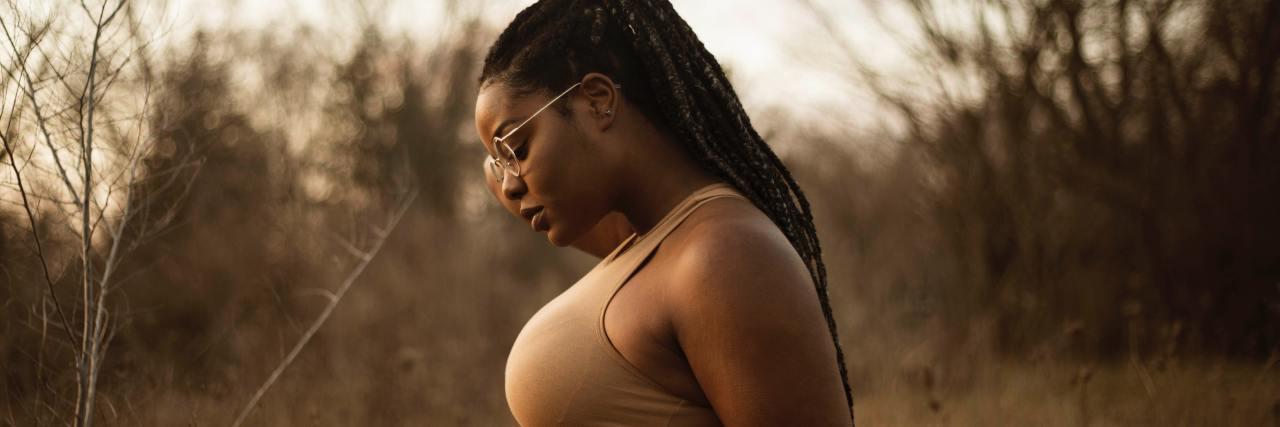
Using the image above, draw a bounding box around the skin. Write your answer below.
[475,72,852,426]
[482,157,633,258]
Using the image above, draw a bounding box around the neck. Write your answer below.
[615,139,719,235]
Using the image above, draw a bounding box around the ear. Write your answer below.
[578,72,619,131]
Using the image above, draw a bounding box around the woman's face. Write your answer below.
[482,156,633,259]
[474,81,616,247]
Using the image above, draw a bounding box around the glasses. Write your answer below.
[487,82,581,184]
[486,81,621,184]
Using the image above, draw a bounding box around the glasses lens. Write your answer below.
[487,156,503,183]
[497,141,520,177]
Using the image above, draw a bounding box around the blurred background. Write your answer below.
[1,0,1276,425]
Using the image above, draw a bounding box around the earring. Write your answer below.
[604,109,613,116]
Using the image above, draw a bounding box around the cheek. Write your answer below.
[531,135,613,242]
[528,128,604,198]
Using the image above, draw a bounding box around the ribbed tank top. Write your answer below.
[505,183,747,426]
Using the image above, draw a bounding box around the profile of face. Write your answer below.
[474,76,623,248]
[482,156,632,258]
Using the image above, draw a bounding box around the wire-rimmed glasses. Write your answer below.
[487,82,582,184]
[486,81,622,184]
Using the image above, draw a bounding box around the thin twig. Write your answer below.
[0,16,82,206]
[231,189,418,427]
[0,119,80,361]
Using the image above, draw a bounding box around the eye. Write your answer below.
[513,139,530,160]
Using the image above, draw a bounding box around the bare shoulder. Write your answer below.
[659,196,852,426]
[663,196,811,295]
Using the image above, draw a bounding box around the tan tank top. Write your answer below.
[505,183,747,426]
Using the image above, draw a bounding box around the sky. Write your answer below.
[1,0,929,225]
[161,0,921,131]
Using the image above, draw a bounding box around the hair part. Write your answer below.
[480,0,855,419]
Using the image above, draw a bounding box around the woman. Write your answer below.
[474,1,854,425]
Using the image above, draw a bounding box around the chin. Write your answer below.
[545,223,580,248]
[546,228,572,247]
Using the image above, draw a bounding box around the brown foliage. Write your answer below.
[858,0,1280,358]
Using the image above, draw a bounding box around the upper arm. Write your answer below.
[667,219,852,426]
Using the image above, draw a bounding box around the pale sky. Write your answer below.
[161,0,918,132]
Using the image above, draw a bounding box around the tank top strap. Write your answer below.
[583,182,748,395]
[601,182,748,268]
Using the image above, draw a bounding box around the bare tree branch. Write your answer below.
[0,93,79,364]
[0,15,82,206]
[231,189,419,427]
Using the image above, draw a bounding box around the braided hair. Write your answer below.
[480,0,854,419]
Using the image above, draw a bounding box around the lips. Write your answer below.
[531,209,548,232]
[520,206,548,232]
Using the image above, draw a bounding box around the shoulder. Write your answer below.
[664,196,812,300]
[658,196,853,425]
[664,208,820,341]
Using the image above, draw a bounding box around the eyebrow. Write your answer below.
[492,117,525,143]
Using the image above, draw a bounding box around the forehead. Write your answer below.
[474,83,536,138]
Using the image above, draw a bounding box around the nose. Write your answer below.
[500,169,527,201]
